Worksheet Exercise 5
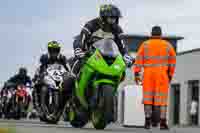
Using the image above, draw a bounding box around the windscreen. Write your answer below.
[92,39,120,57]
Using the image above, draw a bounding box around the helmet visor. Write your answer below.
[48,47,60,58]
[19,69,27,76]
[106,17,117,25]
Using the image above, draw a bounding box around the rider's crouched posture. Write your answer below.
[32,41,70,118]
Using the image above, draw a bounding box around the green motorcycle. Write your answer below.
[69,39,126,129]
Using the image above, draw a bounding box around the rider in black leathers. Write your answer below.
[0,67,32,117]
[32,41,69,120]
[1,67,32,97]
[64,4,133,93]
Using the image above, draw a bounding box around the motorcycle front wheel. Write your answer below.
[69,99,88,128]
[91,85,114,130]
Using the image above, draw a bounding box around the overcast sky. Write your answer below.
[0,0,199,84]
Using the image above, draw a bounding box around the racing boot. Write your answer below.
[152,113,159,127]
[144,117,151,129]
[152,122,158,127]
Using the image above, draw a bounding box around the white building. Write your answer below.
[169,48,200,126]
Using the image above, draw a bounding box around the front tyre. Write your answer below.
[70,111,88,128]
[14,102,21,120]
[69,105,88,128]
[92,85,114,130]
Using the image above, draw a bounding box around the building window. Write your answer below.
[188,80,199,125]
[171,84,181,125]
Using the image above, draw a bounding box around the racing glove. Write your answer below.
[123,54,134,67]
[74,48,85,59]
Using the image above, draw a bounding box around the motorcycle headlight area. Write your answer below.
[44,76,58,89]
[102,55,116,66]
[46,66,65,82]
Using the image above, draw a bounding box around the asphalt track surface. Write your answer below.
[0,119,199,133]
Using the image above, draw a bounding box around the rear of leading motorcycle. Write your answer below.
[13,84,28,120]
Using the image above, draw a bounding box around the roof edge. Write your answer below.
[178,48,200,56]
[120,34,184,40]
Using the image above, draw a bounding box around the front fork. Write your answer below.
[16,96,18,103]
[15,96,26,104]
[89,87,99,109]
[41,86,60,117]
[40,86,49,115]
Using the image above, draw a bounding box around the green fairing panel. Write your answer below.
[75,50,126,109]
[93,79,115,86]
[87,50,126,76]
[75,64,94,109]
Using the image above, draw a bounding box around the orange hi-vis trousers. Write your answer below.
[142,68,169,106]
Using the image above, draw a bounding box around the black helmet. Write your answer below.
[18,67,27,76]
[47,40,61,59]
[99,4,122,26]
[151,25,162,36]
[100,4,122,18]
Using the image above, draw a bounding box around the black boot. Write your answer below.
[152,106,160,127]
[144,117,151,129]
[160,119,169,130]
[152,122,158,127]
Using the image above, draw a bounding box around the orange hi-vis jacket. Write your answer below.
[133,38,176,106]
